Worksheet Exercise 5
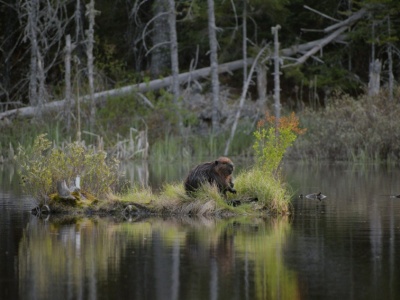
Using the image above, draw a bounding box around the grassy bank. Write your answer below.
[2,90,399,164]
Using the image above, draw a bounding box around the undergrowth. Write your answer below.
[16,134,120,204]
[291,92,400,162]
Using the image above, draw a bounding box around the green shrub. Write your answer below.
[16,134,120,204]
[253,112,306,174]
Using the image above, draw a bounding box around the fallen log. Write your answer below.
[0,60,249,120]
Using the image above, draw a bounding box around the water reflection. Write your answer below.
[5,162,400,299]
[17,215,298,300]
[285,163,400,299]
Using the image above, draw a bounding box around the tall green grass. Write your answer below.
[234,167,292,215]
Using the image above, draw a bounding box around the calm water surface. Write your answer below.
[2,162,400,300]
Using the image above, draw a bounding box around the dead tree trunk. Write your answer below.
[272,25,281,121]
[224,46,268,155]
[387,17,394,101]
[368,59,381,97]
[168,0,183,133]
[85,0,97,128]
[242,0,247,85]
[207,0,220,132]
[150,0,170,78]
[64,35,73,130]
[256,64,267,105]
[27,0,39,107]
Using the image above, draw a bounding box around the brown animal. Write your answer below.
[184,157,237,197]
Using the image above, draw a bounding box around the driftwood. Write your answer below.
[0,9,367,120]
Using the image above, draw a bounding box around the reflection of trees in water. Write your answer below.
[18,216,124,299]
[120,160,199,190]
[120,160,149,188]
[0,164,21,193]
[284,163,400,299]
[18,216,299,299]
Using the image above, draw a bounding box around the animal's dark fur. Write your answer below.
[184,157,237,197]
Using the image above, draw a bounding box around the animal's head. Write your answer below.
[214,157,234,175]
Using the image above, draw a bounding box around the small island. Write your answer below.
[17,113,304,218]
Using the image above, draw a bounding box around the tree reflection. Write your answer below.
[18,215,299,299]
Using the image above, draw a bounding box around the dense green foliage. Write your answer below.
[253,112,306,173]
[16,134,120,204]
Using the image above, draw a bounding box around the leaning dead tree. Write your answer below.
[224,46,269,156]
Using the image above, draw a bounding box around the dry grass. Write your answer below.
[291,92,400,162]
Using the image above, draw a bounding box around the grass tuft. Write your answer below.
[234,168,291,215]
[152,183,234,216]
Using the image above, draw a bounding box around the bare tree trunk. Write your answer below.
[388,46,393,101]
[368,59,381,97]
[25,0,47,114]
[19,0,69,115]
[387,17,394,101]
[64,35,72,130]
[272,25,281,121]
[27,0,39,107]
[151,0,170,78]
[256,64,267,104]
[207,0,220,132]
[168,0,183,133]
[37,52,47,112]
[368,20,380,97]
[242,0,247,85]
[1,0,17,107]
[86,0,97,129]
[74,0,85,59]
[75,0,82,43]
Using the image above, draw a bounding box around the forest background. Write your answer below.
[1,0,400,163]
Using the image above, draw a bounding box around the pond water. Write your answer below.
[2,162,400,300]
